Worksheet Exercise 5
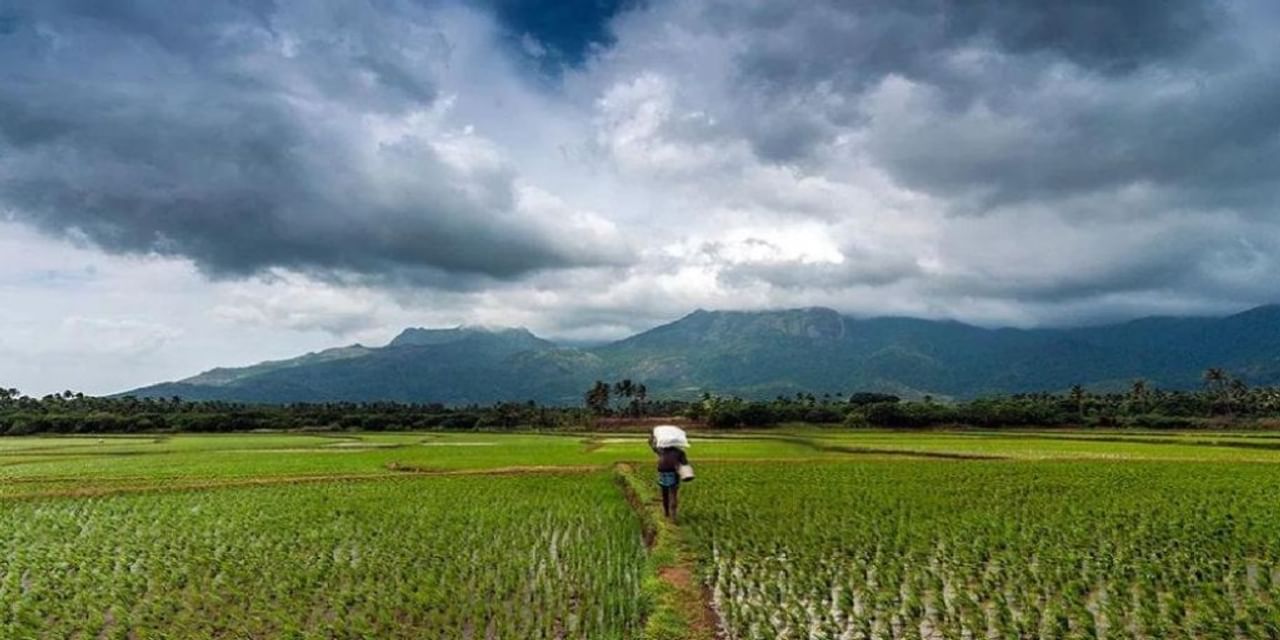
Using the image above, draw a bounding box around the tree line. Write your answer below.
[589,369,1280,429]
[4,368,1280,434]
[0,389,593,434]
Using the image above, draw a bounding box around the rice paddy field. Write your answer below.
[4,429,1280,638]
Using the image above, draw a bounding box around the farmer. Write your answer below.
[649,430,690,522]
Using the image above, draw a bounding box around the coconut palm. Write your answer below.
[612,379,635,415]
[1203,367,1228,390]
[1203,368,1230,415]
[1069,385,1087,422]
[634,383,648,417]
[584,381,611,416]
[1130,379,1150,413]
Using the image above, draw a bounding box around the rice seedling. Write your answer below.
[685,460,1280,640]
[0,473,646,639]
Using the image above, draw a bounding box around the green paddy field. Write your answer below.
[4,429,1280,639]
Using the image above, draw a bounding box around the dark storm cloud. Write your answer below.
[938,0,1214,72]
[917,209,1280,313]
[0,0,616,283]
[680,0,1280,227]
[862,61,1280,216]
[694,0,1260,182]
[718,259,919,292]
[717,0,1218,94]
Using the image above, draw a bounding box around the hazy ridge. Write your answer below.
[124,305,1280,404]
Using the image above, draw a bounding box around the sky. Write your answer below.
[3,0,1280,396]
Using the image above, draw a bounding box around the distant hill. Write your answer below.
[123,305,1280,404]
[128,326,597,405]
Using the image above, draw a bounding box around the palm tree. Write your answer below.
[1203,368,1229,415]
[1228,378,1249,417]
[1069,385,1087,422]
[613,379,635,415]
[1129,379,1149,413]
[634,384,648,417]
[584,381,611,416]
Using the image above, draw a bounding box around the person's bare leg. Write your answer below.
[661,486,671,518]
[669,486,679,523]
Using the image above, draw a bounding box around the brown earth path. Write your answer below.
[657,563,724,640]
[616,463,725,640]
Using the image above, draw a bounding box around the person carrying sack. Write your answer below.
[649,426,693,522]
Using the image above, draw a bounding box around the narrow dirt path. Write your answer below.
[657,563,723,639]
[615,463,724,640]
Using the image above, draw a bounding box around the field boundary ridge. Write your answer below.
[616,463,724,640]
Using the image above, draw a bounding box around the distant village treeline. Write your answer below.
[1,370,1278,434]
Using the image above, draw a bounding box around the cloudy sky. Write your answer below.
[3,0,1280,395]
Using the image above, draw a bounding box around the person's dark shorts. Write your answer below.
[658,471,680,488]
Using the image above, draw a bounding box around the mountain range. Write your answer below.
[123,305,1280,404]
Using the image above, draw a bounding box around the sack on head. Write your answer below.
[652,425,689,449]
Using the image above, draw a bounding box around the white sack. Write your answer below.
[652,425,689,449]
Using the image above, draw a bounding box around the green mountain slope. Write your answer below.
[123,306,1280,404]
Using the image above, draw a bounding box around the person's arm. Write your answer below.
[679,449,688,465]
